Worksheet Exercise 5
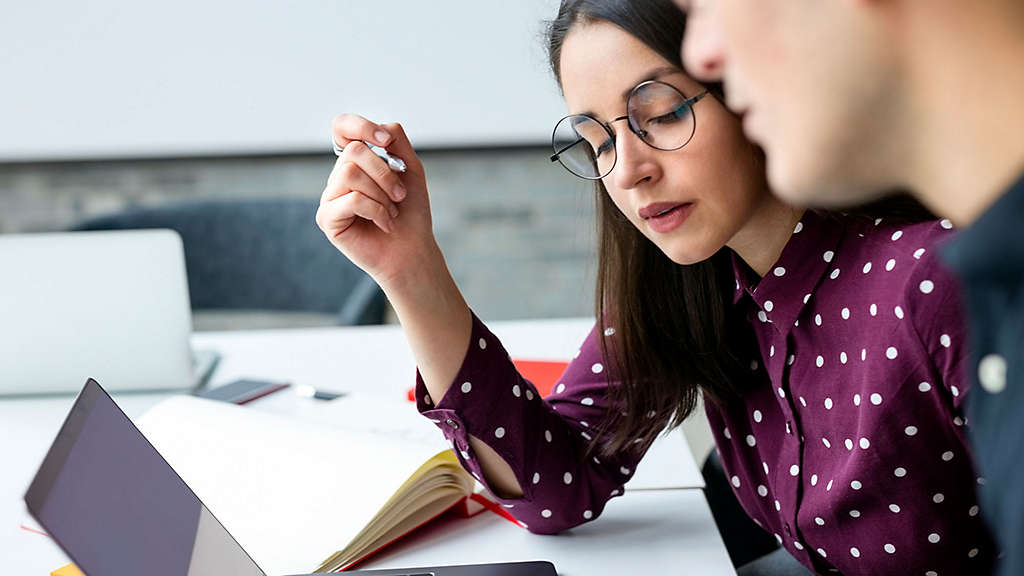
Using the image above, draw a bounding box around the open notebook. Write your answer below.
[134,396,487,574]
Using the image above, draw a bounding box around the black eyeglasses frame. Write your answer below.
[550,81,711,181]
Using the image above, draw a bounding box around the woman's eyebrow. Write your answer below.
[572,66,686,119]
[620,66,684,100]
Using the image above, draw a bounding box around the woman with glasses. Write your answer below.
[317,0,993,574]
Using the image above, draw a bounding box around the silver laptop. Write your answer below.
[24,379,556,576]
[0,230,215,395]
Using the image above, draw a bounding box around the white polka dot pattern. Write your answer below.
[408,213,990,573]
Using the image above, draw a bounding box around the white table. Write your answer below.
[1,319,731,575]
[190,318,704,492]
[360,490,733,574]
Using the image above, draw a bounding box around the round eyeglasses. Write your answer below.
[550,80,710,180]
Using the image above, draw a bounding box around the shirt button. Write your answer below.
[784,523,792,536]
[978,354,1008,394]
[445,419,460,430]
[785,421,793,435]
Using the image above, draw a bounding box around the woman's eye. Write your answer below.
[595,138,615,156]
[649,103,691,125]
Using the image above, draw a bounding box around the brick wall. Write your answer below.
[0,148,598,321]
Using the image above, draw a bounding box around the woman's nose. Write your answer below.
[611,125,659,191]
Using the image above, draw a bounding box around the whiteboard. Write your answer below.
[0,0,568,161]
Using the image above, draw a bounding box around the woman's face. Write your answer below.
[559,20,768,265]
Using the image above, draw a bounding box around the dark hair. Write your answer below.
[546,0,752,459]
[544,0,935,458]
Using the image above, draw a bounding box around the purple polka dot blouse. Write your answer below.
[416,210,995,574]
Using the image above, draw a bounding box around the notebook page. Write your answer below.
[137,396,449,575]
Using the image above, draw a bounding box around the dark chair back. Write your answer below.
[74,198,386,325]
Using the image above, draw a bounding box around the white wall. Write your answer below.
[0,0,567,161]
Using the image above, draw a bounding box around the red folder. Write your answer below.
[407,359,570,402]
[510,359,570,397]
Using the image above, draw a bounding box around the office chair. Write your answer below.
[73,198,387,327]
[702,449,781,567]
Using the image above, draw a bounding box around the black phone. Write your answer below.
[196,378,290,405]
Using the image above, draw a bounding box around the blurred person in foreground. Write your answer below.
[676,0,1024,573]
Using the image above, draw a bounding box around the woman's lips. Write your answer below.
[642,202,694,234]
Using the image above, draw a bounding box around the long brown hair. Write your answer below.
[546,0,753,458]
[545,0,935,458]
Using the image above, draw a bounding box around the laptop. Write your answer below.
[23,379,556,576]
[0,230,216,396]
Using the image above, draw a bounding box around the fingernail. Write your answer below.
[393,183,407,201]
[374,130,391,145]
[389,205,400,219]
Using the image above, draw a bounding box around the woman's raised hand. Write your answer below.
[319,116,516,497]
[316,114,438,289]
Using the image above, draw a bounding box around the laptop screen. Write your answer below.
[24,379,265,576]
[0,231,195,396]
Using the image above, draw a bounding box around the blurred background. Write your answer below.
[0,0,596,329]
[0,0,717,481]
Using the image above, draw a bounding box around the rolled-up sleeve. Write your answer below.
[415,313,645,533]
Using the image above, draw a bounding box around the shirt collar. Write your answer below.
[943,170,1024,281]
[732,210,847,333]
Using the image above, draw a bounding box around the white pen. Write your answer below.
[294,383,345,401]
[332,137,407,173]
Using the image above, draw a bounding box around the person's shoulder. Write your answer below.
[823,213,961,313]
[868,219,963,325]
[890,217,957,248]
[837,212,952,246]
[835,214,954,270]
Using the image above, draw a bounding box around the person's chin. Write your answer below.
[657,239,717,266]
[770,159,887,209]
[766,154,835,208]
[745,122,818,204]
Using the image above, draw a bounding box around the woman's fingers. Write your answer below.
[324,141,406,204]
[341,141,407,202]
[331,113,393,149]
[377,122,422,174]
[320,115,429,243]
[317,188,395,236]
[322,158,400,218]
[330,115,420,204]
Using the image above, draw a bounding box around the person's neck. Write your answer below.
[903,2,1024,227]
[727,195,805,279]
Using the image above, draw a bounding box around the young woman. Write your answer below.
[316,0,993,574]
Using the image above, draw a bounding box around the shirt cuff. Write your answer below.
[413,312,539,498]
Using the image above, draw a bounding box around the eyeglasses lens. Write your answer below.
[626,82,696,152]
[551,81,699,180]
